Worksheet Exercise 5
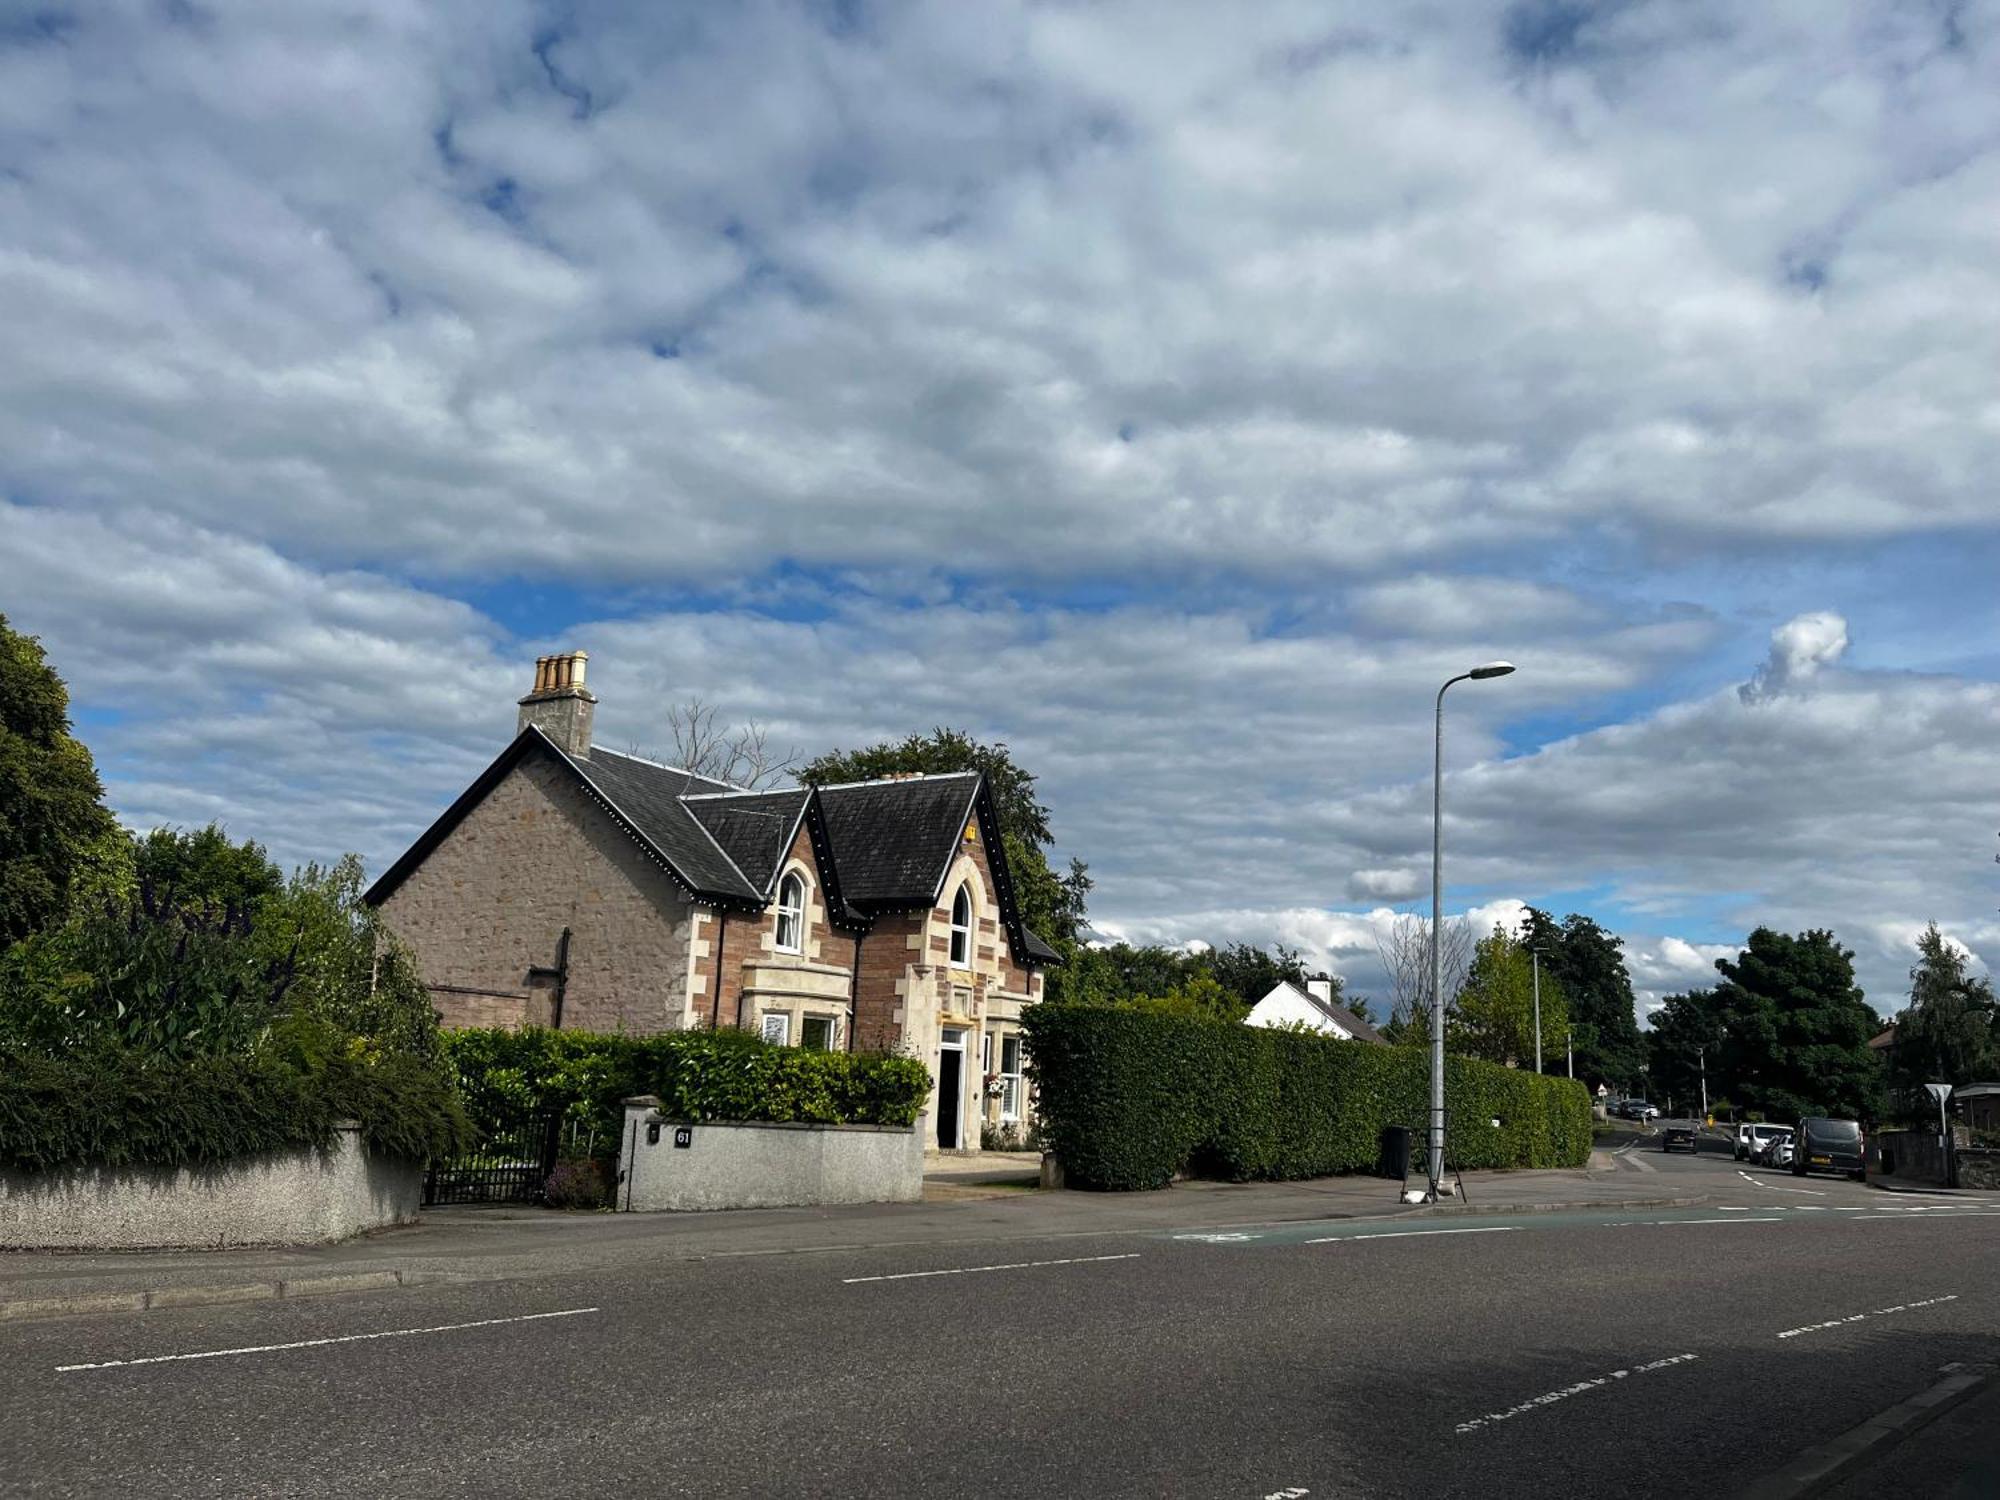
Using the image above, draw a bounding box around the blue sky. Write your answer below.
[3,1,1999,1019]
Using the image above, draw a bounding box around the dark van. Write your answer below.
[1791,1118,1866,1181]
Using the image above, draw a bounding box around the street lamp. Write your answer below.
[1531,943,1543,1075]
[1427,659,1516,1201]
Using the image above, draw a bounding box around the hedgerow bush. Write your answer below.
[1025,1005,1591,1191]
[442,1026,933,1141]
[0,1032,470,1174]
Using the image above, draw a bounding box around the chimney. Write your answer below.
[1305,975,1334,1005]
[517,650,596,759]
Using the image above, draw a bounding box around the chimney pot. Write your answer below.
[518,649,598,758]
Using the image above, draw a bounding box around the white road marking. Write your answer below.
[843,1253,1140,1284]
[1777,1294,1958,1340]
[57,1307,600,1373]
[1737,1170,1825,1196]
[1173,1232,1263,1243]
[1628,1155,1658,1173]
[1664,1216,1786,1225]
[1718,1206,1752,1211]
[1260,1489,1310,1499]
[1455,1353,1698,1434]
[1303,1226,1520,1245]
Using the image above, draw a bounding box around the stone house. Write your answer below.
[364,652,1057,1151]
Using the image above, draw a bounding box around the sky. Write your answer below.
[4,1,1999,1024]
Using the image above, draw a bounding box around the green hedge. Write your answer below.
[441,1027,933,1143]
[0,1046,470,1174]
[1024,1005,1592,1191]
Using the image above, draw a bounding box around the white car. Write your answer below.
[1735,1123,1791,1160]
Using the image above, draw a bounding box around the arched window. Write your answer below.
[948,883,972,967]
[775,872,806,954]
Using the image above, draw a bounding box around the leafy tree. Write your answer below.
[1710,928,1880,1121]
[0,612,119,945]
[133,824,284,914]
[1207,942,1310,1010]
[1523,909,1645,1089]
[1455,925,1569,1068]
[800,728,1092,958]
[1887,924,1997,1121]
[1646,987,1727,1113]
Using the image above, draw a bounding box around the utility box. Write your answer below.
[1380,1124,1413,1181]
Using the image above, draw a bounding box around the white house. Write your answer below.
[1245,977,1386,1043]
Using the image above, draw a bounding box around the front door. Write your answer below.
[937,1029,966,1149]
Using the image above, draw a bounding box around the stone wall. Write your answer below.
[617,1097,923,1211]
[379,750,696,1034]
[0,1125,422,1250]
[1871,1128,1955,1186]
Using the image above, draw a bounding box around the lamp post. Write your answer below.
[1427,660,1517,1200]
[1531,944,1543,1075]
[1697,1045,1708,1123]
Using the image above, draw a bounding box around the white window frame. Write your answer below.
[948,883,973,968]
[774,871,806,955]
[800,1014,836,1052]
[761,1012,791,1047]
[999,1034,1024,1122]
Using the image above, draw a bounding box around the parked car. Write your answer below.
[1749,1127,1795,1166]
[1660,1120,1699,1153]
[1737,1123,1792,1161]
[1791,1117,1866,1181]
[1624,1100,1660,1121]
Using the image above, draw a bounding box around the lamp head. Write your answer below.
[1469,660,1516,680]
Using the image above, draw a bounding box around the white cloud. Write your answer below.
[1740,611,1850,704]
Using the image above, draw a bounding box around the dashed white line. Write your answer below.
[1455,1353,1698,1434]
[1737,1170,1824,1196]
[1303,1226,1521,1245]
[57,1307,601,1372]
[842,1253,1140,1284]
[1777,1294,1958,1340]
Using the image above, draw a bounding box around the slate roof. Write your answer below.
[1305,990,1387,1046]
[365,733,1055,965]
[682,788,811,896]
[813,774,980,908]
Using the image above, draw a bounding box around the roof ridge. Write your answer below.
[680,787,805,802]
[563,741,760,901]
[813,770,980,792]
[588,744,747,792]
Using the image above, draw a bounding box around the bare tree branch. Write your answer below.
[629,698,802,791]
[1375,910,1472,1028]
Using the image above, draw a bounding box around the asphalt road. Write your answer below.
[4,1145,1994,1499]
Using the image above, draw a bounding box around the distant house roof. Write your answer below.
[1868,1025,1898,1052]
[364,731,1055,966]
[1246,980,1386,1045]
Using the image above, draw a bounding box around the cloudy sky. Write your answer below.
[5,1,1998,1021]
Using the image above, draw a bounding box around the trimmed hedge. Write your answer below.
[1024,1005,1592,1191]
[442,1027,933,1143]
[0,1046,470,1174]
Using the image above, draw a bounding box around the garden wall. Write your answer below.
[0,1124,422,1250]
[617,1096,924,1211]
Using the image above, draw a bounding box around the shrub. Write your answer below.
[0,1035,470,1174]
[441,1027,932,1143]
[542,1157,612,1210]
[1024,1004,1591,1191]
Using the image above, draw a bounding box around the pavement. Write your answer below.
[6,1135,1997,1497]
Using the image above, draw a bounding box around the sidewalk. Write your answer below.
[0,1159,1699,1322]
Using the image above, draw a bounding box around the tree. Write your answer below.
[132,824,283,914]
[1523,909,1645,1090]
[642,698,800,790]
[1373,912,1472,1033]
[1710,928,1880,1121]
[1206,942,1309,1011]
[1887,924,1997,1122]
[1646,987,1726,1113]
[1455,925,1569,1068]
[0,612,120,946]
[801,728,1092,957]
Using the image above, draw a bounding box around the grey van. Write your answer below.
[1791,1117,1865,1181]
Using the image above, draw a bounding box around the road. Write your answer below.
[4,1142,1995,1498]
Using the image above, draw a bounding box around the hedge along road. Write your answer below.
[8,1201,2000,1499]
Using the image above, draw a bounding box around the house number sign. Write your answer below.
[673,1126,694,1149]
